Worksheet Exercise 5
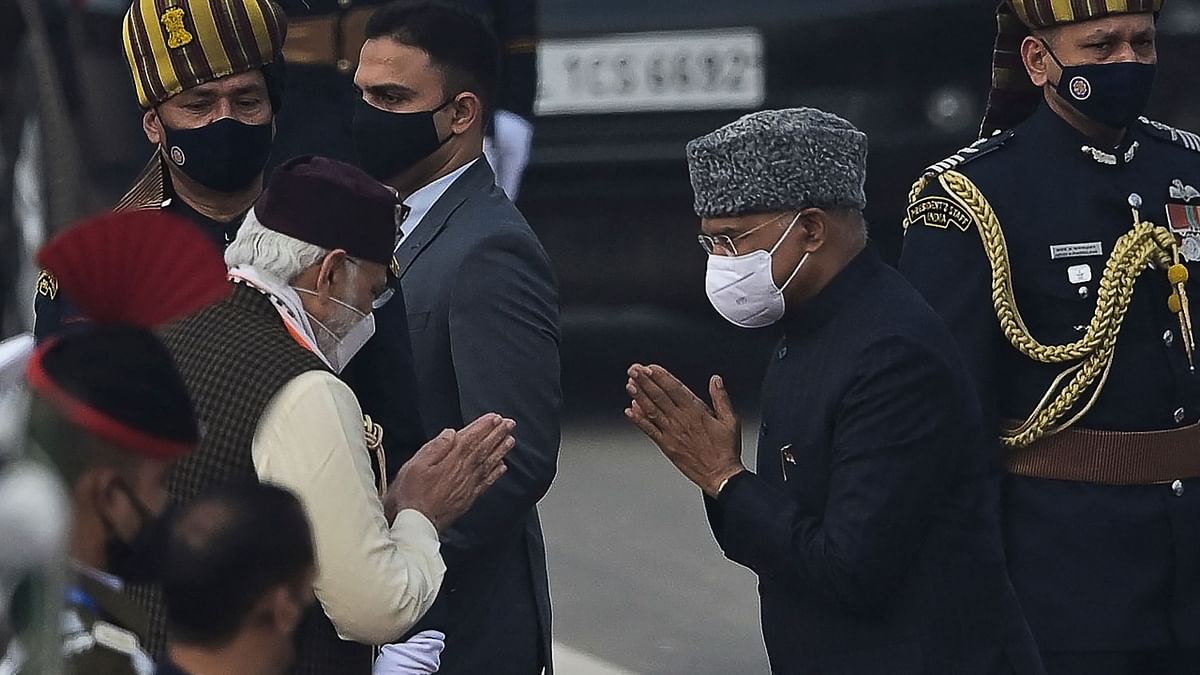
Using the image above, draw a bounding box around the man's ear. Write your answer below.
[81,466,133,536]
[797,209,829,252]
[143,109,163,146]
[314,250,348,303]
[447,92,482,136]
[264,585,306,635]
[1021,35,1055,88]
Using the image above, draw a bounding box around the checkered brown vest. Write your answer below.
[131,283,374,675]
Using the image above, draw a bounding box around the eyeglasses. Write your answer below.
[345,257,396,309]
[697,212,795,256]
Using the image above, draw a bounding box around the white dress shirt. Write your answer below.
[398,159,480,241]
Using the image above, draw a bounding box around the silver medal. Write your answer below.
[1182,234,1200,263]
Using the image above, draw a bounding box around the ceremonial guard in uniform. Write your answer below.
[273,0,539,197]
[33,0,290,338]
[899,2,1200,672]
[1,210,230,675]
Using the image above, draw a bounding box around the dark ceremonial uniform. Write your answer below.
[899,103,1200,666]
[33,157,241,342]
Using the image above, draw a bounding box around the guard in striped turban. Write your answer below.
[34,0,287,341]
[981,0,1163,137]
[900,1,1200,673]
[117,0,286,220]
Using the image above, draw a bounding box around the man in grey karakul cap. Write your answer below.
[621,107,1045,674]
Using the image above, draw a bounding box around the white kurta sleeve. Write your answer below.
[251,370,446,644]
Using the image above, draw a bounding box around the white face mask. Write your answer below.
[293,289,376,373]
[705,212,808,329]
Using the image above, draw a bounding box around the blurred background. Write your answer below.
[4,0,1200,672]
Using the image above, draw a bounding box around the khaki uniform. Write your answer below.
[61,573,155,675]
[2,572,154,675]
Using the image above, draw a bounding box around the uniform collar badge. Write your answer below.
[1080,141,1138,166]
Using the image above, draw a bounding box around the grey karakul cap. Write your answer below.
[686,108,868,218]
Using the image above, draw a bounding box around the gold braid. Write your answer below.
[935,170,1178,448]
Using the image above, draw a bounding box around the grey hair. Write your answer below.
[224,209,331,283]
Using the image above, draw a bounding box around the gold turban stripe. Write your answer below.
[1009,0,1163,29]
[122,0,287,109]
[980,0,1164,137]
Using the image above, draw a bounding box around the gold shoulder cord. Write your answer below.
[915,170,1187,448]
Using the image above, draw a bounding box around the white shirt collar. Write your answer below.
[399,159,479,242]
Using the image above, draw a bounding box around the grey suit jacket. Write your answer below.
[392,158,561,675]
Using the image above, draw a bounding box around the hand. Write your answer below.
[625,364,745,498]
[387,414,515,530]
[373,630,446,675]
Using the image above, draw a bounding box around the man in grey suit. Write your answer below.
[350,2,561,674]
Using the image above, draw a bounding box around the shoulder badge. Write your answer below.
[907,195,974,232]
[36,270,58,299]
[160,7,194,49]
[1139,117,1200,153]
[903,130,1013,232]
[921,129,1015,180]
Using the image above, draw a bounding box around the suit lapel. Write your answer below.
[395,159,496,279]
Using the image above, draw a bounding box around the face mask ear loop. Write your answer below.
[1040,39,1067,67]
[328,296,369,320]
[778,252,811,294]
[770,212,809,293]
[293,285,367,324]
[1040,39,1070,87]
[768,212,804,256]
[303,311,339,340]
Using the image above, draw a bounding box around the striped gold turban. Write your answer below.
[122,0,287,110]
[980,0,1164,137]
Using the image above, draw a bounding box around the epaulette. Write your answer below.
[1138,117,1200,153]
[921,129,1016,179]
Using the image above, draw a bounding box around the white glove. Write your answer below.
[483,109,534,200]
[372,631,446,675]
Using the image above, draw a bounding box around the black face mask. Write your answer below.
[102,481,173,584]
[351,97,455,182]
[162,117,273,193]
[1044,41,1156,129]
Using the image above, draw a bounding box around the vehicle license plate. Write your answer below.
[535,29,765,116]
